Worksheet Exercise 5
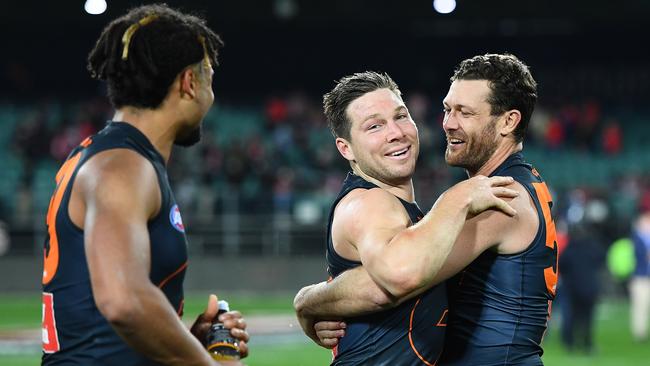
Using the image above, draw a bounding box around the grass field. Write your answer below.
[1,292,649,365]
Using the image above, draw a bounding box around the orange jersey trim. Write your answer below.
[43,153,83,285]
[532,182,559,297]
[408,298,441,366]
[157,261,189,289]
[436,309,448,327]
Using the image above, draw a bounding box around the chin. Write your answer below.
[445,154,464,168]
[444,151,456,165]
[389,167,415,182]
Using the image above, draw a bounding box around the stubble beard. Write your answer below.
[174,124,202,147]
[445,117,498,174]
[356,153,416,186]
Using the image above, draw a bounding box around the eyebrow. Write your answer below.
[362,106,407,122]
[443,101,474,111]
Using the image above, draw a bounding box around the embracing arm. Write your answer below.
[294,192,494,319]
[294,267,388,319]
[350,176,517,301]
[79,150,227,366]
[293,215,500,321]
[295,176,518,320]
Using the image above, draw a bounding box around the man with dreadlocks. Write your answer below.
[40,4,248,365]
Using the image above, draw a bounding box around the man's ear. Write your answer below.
[336,137,355,162]
[500,109,521,136]
[179,67,197,99]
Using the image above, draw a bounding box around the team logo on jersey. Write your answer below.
[169,204,185,233]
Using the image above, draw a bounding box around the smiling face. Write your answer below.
[337,88,419,185]
[442,79,500,174]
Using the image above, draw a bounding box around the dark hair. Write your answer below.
[323,71,401,140]
[451,53,537,142]
[87,4,224,109]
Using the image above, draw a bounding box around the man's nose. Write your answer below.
[443,111,458,131]
[386,120,406,142]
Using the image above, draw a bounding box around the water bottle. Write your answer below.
[205,300,240,361]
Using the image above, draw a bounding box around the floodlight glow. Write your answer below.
[433,0,456,14]
[85,0,107,15]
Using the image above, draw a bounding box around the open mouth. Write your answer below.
[386,146,410,158]
[447,137,465,147]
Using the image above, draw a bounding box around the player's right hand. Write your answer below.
[219,310,249,358]
[190,294,250,358]
[461,175,518,218]
[314,320,347,349]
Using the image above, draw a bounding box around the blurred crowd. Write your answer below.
[2,93,649,235]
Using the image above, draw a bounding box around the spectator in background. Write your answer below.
[544,117,565,150]
[559,220,606,354]
[12,110,51,184]
[602,119,622,155]
[630,210,650,342]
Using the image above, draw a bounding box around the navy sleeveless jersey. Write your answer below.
[41,122,189,366]
[327,172,448,366]
[440,153,558,366]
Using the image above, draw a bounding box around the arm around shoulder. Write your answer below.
[352,176,518,301]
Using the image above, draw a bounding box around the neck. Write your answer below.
[113,106,178,163]
[467,141,523,177]
[350,165,415,202]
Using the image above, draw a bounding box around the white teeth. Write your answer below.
[390,148,408,156]
[449,139,463,144]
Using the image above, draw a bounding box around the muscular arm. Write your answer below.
[78,150,224,366]
[295,180,532,321]
[295,176,517,320]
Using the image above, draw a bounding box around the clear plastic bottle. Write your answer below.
[206,300,240,361]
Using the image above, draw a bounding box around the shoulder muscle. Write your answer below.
[76,148,161,222]
[333,188,410,257]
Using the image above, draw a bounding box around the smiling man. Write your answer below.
[438,54,558,365]
[294,71,520,365]
[295,55,558,366]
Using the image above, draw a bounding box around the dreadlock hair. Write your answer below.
[87,3,224,109]
[323,71,401,141]
[451,53,537,143]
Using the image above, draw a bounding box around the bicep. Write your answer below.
[85,205,151,289]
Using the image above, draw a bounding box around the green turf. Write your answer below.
[0,355,39,366]
[246,342,332,366]
[0,294,41,329]
[0,342,333,366]
[0,291,296,330]
[2,294,649,365]
[181,291,297,317]
[541,299,650,365]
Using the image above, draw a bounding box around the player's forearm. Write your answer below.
[99,285,216,366]
[294,269,395,318]
[374,188,472,299]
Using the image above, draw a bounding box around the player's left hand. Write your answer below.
[314,320,346,349]
[190,294,250,358]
